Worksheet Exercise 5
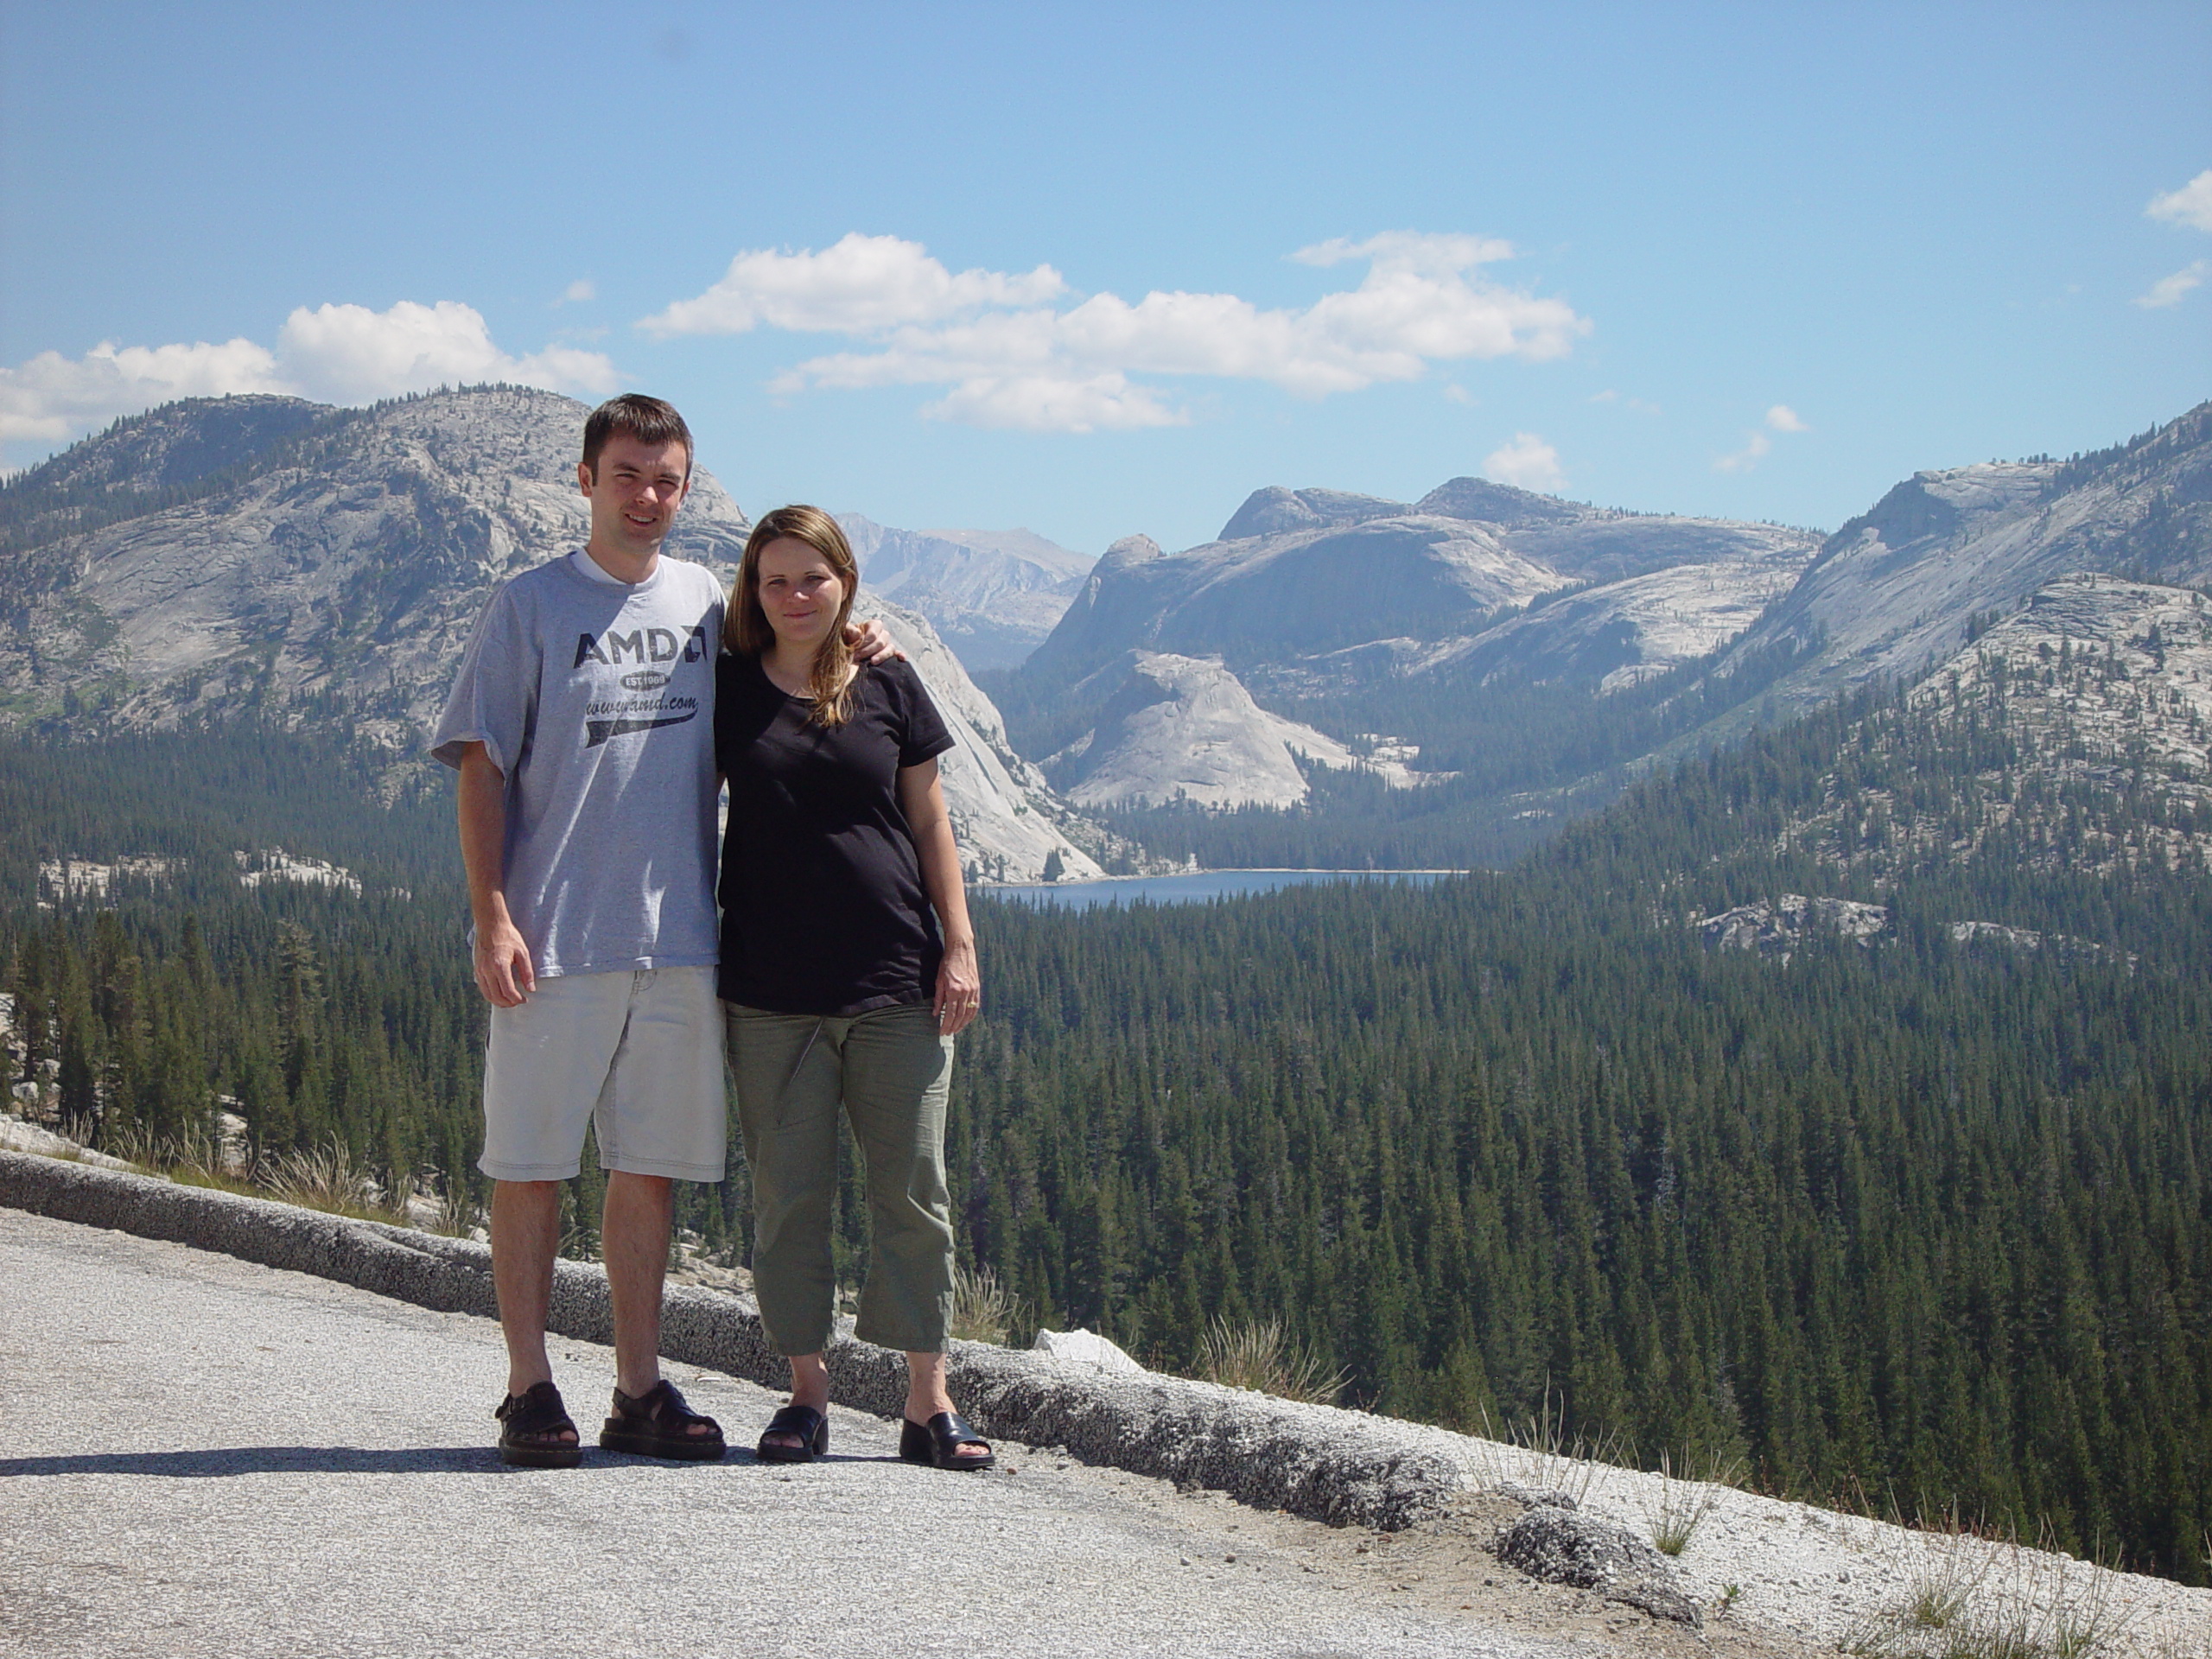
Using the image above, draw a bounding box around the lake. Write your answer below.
[985,868,1462,910]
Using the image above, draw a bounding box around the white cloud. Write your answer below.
[2,301,620,454]
[642,232,1066,337]
[922,373,1185,433]
[1592,388,1663,416]
[2135,260,2209,309]
[698,231,1589,433]
[1715,432,1772,474]
[1292,231,1520,274]
[560,279,596,305]
[0,338,284,443]
[1484,432,1565,493]
[1714,402,1811,472]
[277,301,620,403]
[1443,384,1474,405]
[2147,170,2212,233]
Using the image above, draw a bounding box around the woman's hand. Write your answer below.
[934,938,980,1036]
[899,756,977,1035]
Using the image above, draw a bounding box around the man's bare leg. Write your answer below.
[490,1179,564,1416]
[602,1170,675,1397]
[601,1170,713,1444]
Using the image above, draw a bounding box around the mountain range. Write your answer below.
[995,404,2212,847]
[0,387,1105,883]
[3,386,2206,883]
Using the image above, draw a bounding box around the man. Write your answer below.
[431,393,887,1466]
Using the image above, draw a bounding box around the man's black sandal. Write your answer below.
[495,1380,583,1468]
[599,1379,727,1461]
[755,1403,830,1464]
[899,1410,995,1471]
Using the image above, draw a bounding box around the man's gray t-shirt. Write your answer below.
[431,553,723,978]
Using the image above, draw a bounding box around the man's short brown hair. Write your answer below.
[582,393,694,479]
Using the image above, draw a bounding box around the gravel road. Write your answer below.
[0,1208,1695,1659]
[8,1198,2197,1659]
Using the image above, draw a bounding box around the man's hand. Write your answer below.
[457,741,536,1007]
[474,918,536,1007]
[846,617,903,665]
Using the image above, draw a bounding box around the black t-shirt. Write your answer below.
[715,653,957,1015]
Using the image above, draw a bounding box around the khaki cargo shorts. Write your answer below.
[478,965,726,1183]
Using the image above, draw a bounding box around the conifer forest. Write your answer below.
[3,701,2207,1585]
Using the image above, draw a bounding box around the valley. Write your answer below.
[2,392,2209,1586]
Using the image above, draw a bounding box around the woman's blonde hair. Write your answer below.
[728,504,861,726]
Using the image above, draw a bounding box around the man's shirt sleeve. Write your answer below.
[430,583,535,776]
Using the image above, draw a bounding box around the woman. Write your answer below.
[716,504,992,1470]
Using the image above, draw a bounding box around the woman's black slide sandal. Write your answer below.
[755,1402,830,1463]
[899,1410,995,1471]
[599,1379,727,1461]
[495,1380,583,1468]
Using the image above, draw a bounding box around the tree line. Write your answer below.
[2,696,2206,1582]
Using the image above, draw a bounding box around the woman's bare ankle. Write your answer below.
[786,1353,830,1411]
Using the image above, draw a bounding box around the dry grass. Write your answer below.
[1840,1531,2140,1659]
[947,1263,1022,1345]
[105,1124,258,1197]
[419,1173,481,1238]
[258,1141,406,1224]
[1644,1446,1745,1556]
[1193,1313,1346,1406]
[96,1125,408,1223]
[1469,1384,1629,1508]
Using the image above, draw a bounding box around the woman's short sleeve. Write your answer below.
[891,660,957,769]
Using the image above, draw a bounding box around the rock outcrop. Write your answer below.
[1713,404,2212,715]
[1046,651,1435,810]
[1493,1502,1703,1626]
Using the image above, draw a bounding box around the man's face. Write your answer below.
[578,434,691,556]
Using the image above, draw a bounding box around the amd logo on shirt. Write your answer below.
[573,626,710,671]
[573,625,709,747]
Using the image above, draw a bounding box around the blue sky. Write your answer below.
[3,1,2207,555]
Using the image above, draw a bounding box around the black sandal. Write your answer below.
[599,1379,727,1461]
[495,1380,582,1468]
[755,1403,830,1464]
[899,1409,995,1471]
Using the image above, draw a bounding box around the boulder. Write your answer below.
[1493,1503,1703,1627]
[1031,1327,1146,1374]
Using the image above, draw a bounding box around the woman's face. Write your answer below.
[753,536,848,652]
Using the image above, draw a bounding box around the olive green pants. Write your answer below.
[725,1001,957,1357]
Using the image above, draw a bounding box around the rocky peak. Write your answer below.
[1044,650,1436,810]
[1413,475,1584,530]
[1824,463,2051,558]
[1711,404,2212,720]
[11,393,327,498]
[1098,532,1163,569]
[1217,486,1408,542]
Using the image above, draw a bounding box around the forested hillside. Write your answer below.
[3,666,2208,1582]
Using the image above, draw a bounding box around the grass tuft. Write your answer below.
[948,1263,1020,1345]
[1193,1314,1346,1406]
[1471,1382,1630,1508]
[422,1173,482,1239]
[1840,1531,2139,1659]
[258,1140,406,1224]
[1645,1446,1743,1556]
